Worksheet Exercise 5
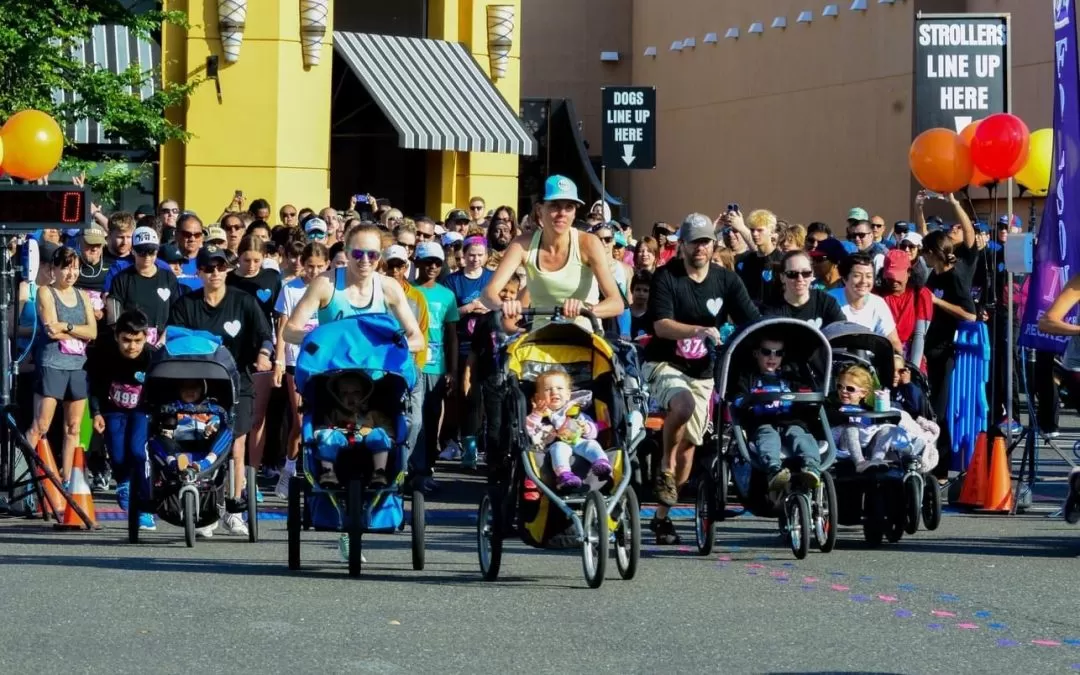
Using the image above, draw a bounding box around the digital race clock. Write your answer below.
[0,184,92,230]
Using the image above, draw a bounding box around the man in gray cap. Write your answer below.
[640,212,760,545]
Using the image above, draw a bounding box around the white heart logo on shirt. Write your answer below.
[156,287,171,302]
[807,317,823,329]
[223,320,241,337]
[706,298,724,316]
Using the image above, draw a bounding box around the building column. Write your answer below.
[427,0,523,218]
[160,0,333,220]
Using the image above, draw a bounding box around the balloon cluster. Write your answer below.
[0,109,65,181]
[908,113,1052,197]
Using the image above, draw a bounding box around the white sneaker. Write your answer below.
[439,440,462,461]
[274,464,295,499]
[221,512,249,537]
[195,523,216,538]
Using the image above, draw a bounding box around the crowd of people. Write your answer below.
[4,172,1078,547]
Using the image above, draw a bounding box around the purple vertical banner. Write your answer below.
[1020,0,1080,352]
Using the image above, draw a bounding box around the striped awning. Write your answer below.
[333,32,535,156]
[53,24,161,145]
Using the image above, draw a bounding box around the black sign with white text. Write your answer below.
[914,14,1009,135]
[601,86,656,169]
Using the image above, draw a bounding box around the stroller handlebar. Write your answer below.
[495,306,605,336]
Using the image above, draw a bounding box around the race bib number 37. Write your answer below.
[676,337,707,360]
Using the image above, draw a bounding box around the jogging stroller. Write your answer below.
[704,318,840,560]
[286,314,424,577]
[132,328,256,547]
[822,323,942,544]
[477,308,646,589]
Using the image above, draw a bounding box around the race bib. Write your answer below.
[59,338,87,355]
[147,327,159,346]
[108,381,143,409]
[87,290,104,311]
[675,337,707,360]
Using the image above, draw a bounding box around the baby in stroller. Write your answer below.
[154,379,224,475]
[731,333,821,490]
[526,369,612,491]
[313,371,394,488]
[832,363,940,473]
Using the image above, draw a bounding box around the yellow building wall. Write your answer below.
[160,0,332,220]
[427,0,523,218]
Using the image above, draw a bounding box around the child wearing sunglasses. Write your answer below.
[732,335,821,491]
[831,364,939,473]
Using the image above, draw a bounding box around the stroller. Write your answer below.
[286,314,424,577]
[822,323,942,545]
[132,328,256,547]
[477,308,647,589]
[704,318,840,560]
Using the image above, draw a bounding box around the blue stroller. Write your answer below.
[286,314,425,577]
[132,328,256,547]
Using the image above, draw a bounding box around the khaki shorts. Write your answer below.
[642,362,715,446]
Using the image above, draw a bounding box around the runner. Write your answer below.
[642,213,759,544]
[107,227,178,346]
[762,250,846,327]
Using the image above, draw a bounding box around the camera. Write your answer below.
[727,203,739,212]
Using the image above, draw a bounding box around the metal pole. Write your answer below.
[601,165,607,206]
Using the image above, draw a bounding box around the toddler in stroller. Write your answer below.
[731,333,822,490]
[525,369,612,490]
[831,363,940,474]
[156,379,224,475]
[312,371,395,488]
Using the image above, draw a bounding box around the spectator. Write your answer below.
[206,226,227,248]
[75,226,108,322]
[158,199,181,241]
[468,196,487,227]
[763,250,845,326]
[898,231,930,288]
[221,212,246,253]
[174,213,205,291]
[914,190,977,284]
[777,223,806,252]
[246,220,272,244]
[279,204,299,228]
[809,237,846,291]
[249,198,272,222]
[634,236,659,273]
[445,209,470,235]
[877,249,933,370]
[829,253,903,352]
[735,209,785,306]
[846,218,886,274]
[652,222,678,266]
[304,217,329,243]
[805,222,831,251]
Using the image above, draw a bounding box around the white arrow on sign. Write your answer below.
[621,144,636,166]
[954,116,973,132]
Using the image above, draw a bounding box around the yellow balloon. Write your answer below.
[0,109,64,181]
[1015,127,1053,197]
[0,134,4,172]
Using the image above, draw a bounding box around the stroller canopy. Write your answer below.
[505,321,619,386]
[821,322,896,387]
[717,318,833,398]
[146,327,240,408]
[294,313,417,398]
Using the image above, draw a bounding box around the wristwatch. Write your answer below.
[65,322,73,333]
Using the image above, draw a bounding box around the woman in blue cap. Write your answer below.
[481,175,624,325]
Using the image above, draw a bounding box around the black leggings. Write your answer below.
[925,350,955,479]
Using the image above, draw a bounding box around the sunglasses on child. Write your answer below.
[837,384,866,394]
[757,348,785,357]
[350,248,380,262]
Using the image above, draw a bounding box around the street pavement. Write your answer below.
[2,423,1080,674]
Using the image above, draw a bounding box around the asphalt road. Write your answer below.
[2,430,1080,674]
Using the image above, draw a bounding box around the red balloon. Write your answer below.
[970,113,1030,181]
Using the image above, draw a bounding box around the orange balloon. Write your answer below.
[0,110,64,181]
[959,120,996,189]
[909,128,973,194]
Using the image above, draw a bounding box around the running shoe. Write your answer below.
[196,522,217,538]
[654,471,678,507]
[649,516,681,545]
[439,440,462,461]
[339,534,367,563]
[138,513,157,531]
[767,467,791,492]
[221,512,249,537]
[461,437,478,470]
[998,419,1023,436]
[115,480,130,513]
[275,464,295,499]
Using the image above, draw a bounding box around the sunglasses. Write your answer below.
[871,222,885,229]
[417,232,434,240]
[199,263,228,274]
[350,248,380,262]
[282,211,298,218]
[899,243,918,251]
[178,230,203,239]
[599,236,614,243]
[134,248,158,257]
[398,242,416,251]
[837,384,865,394]
[848,231,872,240]
[161,207,180,215]
[757,348,785,357]
[784,270,814,279]
[308,232,327,240]
[470,205,485,211]
[223,225,245,233]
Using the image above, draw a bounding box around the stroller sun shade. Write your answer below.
[821,322,897,387]
[146,328,240,408]
[294,313,417,399]
[718,318,833,398]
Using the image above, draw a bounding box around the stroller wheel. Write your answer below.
[922,477,942,531]
[411,490,426,571]
[246,465,259,543]
[694,470,716,556]
[182,491,196,548]
[863,491,885,547]
[581,491,608,589]
[287,476,303,571]
[816,471,838,553]
[904,474,922,535]
[477,492,503,581]
[614,487,641,580]
[127,482,140,545]
[787,492,811,560]
[347,480,365,577]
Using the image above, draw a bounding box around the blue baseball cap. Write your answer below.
[613,231,628,247]
[542,175,584,205]
[974,220,991,233]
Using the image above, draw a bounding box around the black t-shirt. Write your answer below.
[109,266,180,342]
[925,267,976,359]
[644,260,760,378]
[735,248,785,307]
[85,335,152,416]
[970,245,1007,308]
[169,287,273,393]
[76,257,107,295]
[762,290,846,328]
[952,243,979,285]
[227,268,283,326]
[630,309,651,340]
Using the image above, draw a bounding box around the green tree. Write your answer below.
[0,1,198,203]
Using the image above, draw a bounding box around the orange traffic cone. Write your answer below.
[55,447,98,529]
[957,432,988,508]
[32,439,67,520]
[981,436,1013,513]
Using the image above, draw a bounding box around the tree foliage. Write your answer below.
[0,1,198,201]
